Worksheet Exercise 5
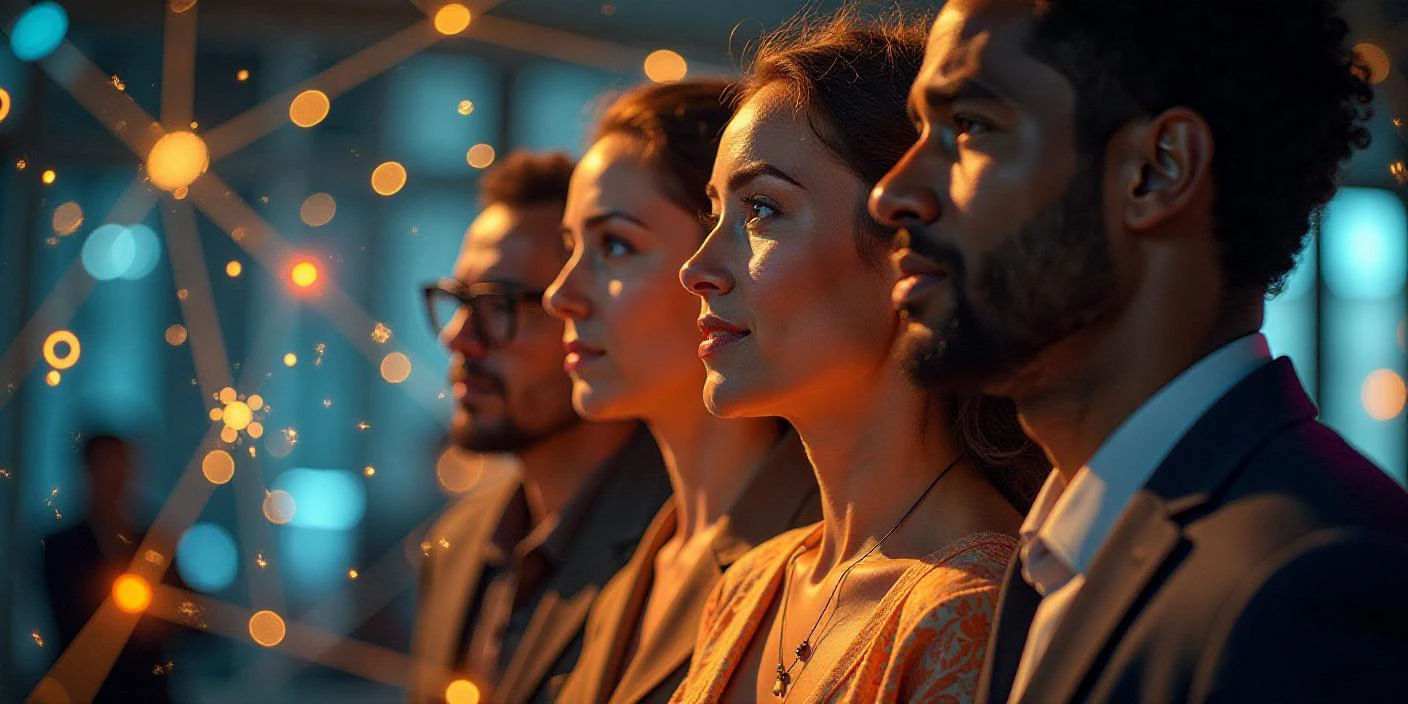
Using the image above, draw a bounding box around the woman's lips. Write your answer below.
[698,331,749,359]
[563,339,605,374]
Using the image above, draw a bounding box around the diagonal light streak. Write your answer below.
[38,41,163,158]
[159,1,198,129]
[204,20,442,160]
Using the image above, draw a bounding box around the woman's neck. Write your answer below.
[647,403,783,545]
[787,364,1009,575]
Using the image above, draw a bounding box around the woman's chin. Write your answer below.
[702,375,767,420]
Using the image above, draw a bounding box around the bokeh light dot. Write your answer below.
[643,50,688,83]
[201,450,235,485]
[436,447,485,494]
[1362,369,1407,421]
[112,574,152,613]
[248,610,286,647]
[220,427,238,444]
[219,386,237,404]
[52,202,84,235]
[41,169,56,185]
[466,144,496,169]
[446,680,481,704]
[283,353,297,367]
[222,401,253,431]
[248,394,264,409]
[247,422,264,439]
[289,90,331,128]
[146,131,209,191]
[380,352,412,384]
[0,88,11,124]
[371,162,407,196]
[226,260,242,277]
[1354,43,1391,85]
[45,370,61,387]
[457,100,474,116]
[434,4,472,35]
[300,193,337,227]
[208,407,222,421]
[10,2,69,62]
[42,330,80,370]
[165,324,188,346]
[290,261,320,288]
[236,68,249,82]
[262,490,296,524]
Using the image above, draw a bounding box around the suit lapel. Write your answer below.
[978,555,1043,704]
[411,476,519,700]
[1018,358,1318,703]
[609,543,717,704]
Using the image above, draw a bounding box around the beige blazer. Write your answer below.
[409,428,670,704]
[558,430,821,704]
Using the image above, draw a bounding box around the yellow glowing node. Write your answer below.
[248,394,264,409]
[643,50,688,83]
[1354,43,1391,85]
[225,260,242,277]
[223,400,253,431]
[446,679,481,704]
[290,261,320,288]
[45,370,61,387]
[300,193,337,227]
[146,131,210,191]
[248,422,264,439]
[42,330,80,370]
[41,169,56,185]
[466,144,496,169]
[248,610,286,647]
[289,89,331,128]
[380,352,412,384]
[202,449,235,485]
[112,574,152,613]
[371,161,407,196]
[457,100,474,116]
[363,465,376,477]
[165,324,188,346]
[219,386,237,404]
[52,202,84,235]
[220,426,239,444]
[262,490,296,524]
[236,69,250,82]
[283,353,297,367]
[1362,369,1407,421]
[434,4,472,35]
[348,569,359,579]
[0,88,10,124]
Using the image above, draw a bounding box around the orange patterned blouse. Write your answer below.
[670,524,1016,703]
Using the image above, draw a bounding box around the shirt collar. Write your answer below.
[1021,333,1272,576]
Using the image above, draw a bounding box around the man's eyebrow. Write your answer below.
[918,78,1003,110]
[725,161,806,194]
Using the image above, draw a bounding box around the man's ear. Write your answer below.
[1116,108,1214,233]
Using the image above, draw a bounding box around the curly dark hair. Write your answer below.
[738,7,1051,510]
[1028,0,1374,295]
[591,79,736,220]
[477,150,575,208]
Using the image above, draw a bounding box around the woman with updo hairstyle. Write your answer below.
[546,80,821,703]
[673,8,1049,702]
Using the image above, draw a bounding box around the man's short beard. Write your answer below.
[451,411,582,453]
[902,161,1117,392]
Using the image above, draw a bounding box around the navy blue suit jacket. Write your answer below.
[978,358,1408,703]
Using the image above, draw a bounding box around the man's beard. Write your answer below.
[901,160,1118,393]
[450,410,580,453]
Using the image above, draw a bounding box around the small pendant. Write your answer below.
[773,665,790,698]
[794,639,811,661]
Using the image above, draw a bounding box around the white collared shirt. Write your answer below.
[1007,334,1273,703]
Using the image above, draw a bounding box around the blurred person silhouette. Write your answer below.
[42,432,174,704]
[411,150,671,704]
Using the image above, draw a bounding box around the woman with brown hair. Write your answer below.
[544,80,821,704]
[672,10,1048,702]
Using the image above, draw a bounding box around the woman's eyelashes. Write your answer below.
[697,194,782,233]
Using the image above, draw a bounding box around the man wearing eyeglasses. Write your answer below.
[411,151,671,704]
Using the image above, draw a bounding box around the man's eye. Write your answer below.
[602,234,635,258]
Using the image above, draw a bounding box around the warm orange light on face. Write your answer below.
[434,4,472,35]
[445,679,481,704]
[289,89,331,128]
[643,50,687,83]
[248,610,286,647]
[146,131,210,191]
[112,574,152,613]
[290,261,319,289]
